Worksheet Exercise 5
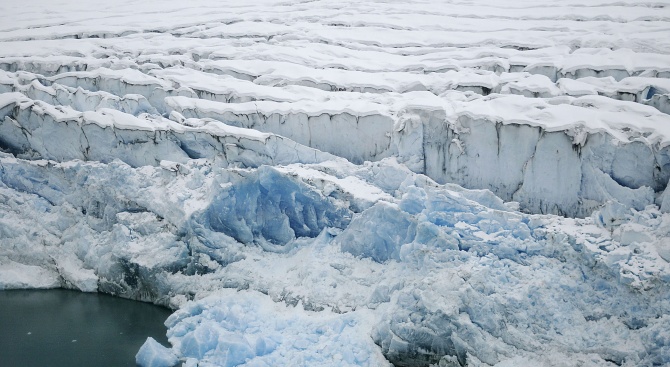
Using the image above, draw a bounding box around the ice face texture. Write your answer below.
[1,0,669,366]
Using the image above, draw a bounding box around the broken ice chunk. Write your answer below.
[136,337,179,367]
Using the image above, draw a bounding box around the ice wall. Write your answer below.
[165,97,670,218]
[0,93,338,169]
[423,113,667,217]
[2,59,669,219]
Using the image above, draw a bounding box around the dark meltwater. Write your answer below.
[0,289,173,367]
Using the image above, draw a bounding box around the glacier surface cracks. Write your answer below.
[1,0,670,366]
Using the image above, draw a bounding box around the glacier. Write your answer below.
[1,0,670,366]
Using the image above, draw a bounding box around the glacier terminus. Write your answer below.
[1,0,670,366]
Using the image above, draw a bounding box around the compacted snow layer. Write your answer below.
[1,0,670,366]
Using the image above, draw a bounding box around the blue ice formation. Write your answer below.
[154,289,388,367]
[1,150,669,366]
[136,337,179,367]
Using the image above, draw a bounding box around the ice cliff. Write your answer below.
[1,0,669,366]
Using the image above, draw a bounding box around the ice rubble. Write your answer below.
[2,151,669,366]
[1,0,670,366]
[161,290,389,367]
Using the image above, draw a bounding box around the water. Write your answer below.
[0,289,173,367]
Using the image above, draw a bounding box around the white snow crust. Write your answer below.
[1,1,669,366]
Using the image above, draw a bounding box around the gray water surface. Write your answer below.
[0,289,172,367]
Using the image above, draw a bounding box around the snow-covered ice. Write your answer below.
[0,0,669,366]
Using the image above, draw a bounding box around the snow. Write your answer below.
[451,94,670,144]
[0,0,669,366]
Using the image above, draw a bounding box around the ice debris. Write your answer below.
[136,337,179,367]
